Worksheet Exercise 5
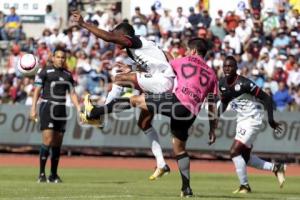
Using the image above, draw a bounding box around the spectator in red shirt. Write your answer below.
[285,54,296,72]
[224,11,240,31]
[36,40,51,67]
[273,65,289,84]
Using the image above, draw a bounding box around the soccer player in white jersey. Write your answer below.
[218,56,286,193]
[72,11,174,180]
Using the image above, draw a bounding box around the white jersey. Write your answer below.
[219,76,264,123]
[228,93,264,122]
[127,37,175,78]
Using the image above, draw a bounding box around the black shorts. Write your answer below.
[145,93,196,141]
[39,101,67,133]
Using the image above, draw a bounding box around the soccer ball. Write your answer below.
[17,53,39,76]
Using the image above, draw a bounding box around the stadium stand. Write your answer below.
[0,0,299,112]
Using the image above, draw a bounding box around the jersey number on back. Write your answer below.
[199,68,210,87]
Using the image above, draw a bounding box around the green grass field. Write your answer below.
[0,167,299,200]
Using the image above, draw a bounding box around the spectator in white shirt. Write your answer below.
[235,18,252,43]
[133,18,147,36]
[172,7,188,33]
[44,5,62,31]
[49,28,64,48]
[288,9,299,28]
[91,9,107,29]
[223,29,242,54]
[158,9,173,35]
[257,53,276,77]
[287,63,300,87]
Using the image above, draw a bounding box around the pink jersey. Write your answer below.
[171,55,218,115]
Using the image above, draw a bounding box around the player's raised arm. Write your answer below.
[71,10,131,47]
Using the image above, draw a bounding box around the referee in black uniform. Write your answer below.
[30,47,81,183]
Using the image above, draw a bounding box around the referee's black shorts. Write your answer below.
[145,92,196,141]
[39,100,67,133]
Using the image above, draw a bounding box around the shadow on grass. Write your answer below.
[90,181,129,184]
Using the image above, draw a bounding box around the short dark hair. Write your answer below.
[187,38,208,57]
[224,55,237,67]
[53,47,66,55]
[46,5,52,11]
[112,22,135,37]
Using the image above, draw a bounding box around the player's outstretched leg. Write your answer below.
[232,155,252,194]
[231,141,251,194]
[105,84,124,104]
[86,94,130,118]
[137,110,170,180]
[80,94,104,126]
[80,94,130,126]
[146,127,170,180]
[248,154,286,188]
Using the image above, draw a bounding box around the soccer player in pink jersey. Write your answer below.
[83,38,219,197]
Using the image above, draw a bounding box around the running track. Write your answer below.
[0,154,299,176]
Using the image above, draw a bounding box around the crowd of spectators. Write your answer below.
[0,1,299,112]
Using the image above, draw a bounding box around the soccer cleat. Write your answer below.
[47,175,62,183]
[149,164,170,181]
[180,187,193,198]
[80,94,104,127]
[273,163,287,188]
[37,173,47,183]
[79,112,103,127]
[232,184,251,194]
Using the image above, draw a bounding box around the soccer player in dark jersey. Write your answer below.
[72,10,174,179]
[31,47,81,183]
[218,56,286,193]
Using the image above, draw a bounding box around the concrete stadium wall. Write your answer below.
[0,104,299,155]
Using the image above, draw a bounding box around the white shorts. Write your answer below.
[136,72,174,94]
[235,117,263,148]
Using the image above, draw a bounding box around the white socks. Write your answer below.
[233,154,274,186]
[105,84,123,104]
[144,127,166,168]
[232,155,248,185]
[247,154,273,171]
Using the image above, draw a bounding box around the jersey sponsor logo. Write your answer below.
[221,87,226,91]
[250,83,257,91]
[238,127,246,136]
[181,63,197,79]
[234,84,241,91]
[47,69,55,73]
[59,77,65,81]
[48,123,54,128]
[182,87,201,102]
[135,55,149,71]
